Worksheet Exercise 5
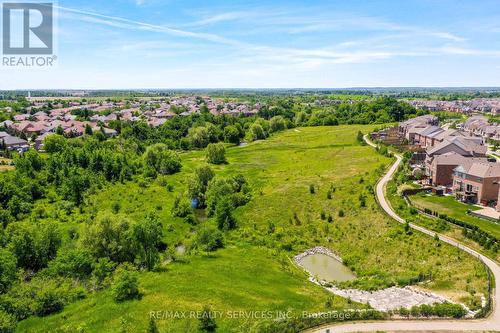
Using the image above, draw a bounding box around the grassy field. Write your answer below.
[17,126,489,332]
[410,193,500,239]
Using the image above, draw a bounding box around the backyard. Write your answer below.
[409,193,500,240]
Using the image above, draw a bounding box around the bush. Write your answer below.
[206,143,226,165]
[143,143,182,176]
[112,202,121,214]
[47,248,94,279]
[196,227,224,253]
[0,250,17,294]
[112,264,140,302]
[269,116,287,132]
[0,310,16,333]
[82,214,136,263]
[171,195,192,218]
[34,286,64,316]
[215,196,236,230]
[199,306,217,332]
[223,125,241,145]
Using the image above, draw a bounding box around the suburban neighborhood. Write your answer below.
[0,96,260,152]
[381,113,500,220]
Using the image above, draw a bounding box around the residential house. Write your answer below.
[453,161,500,205]
[1,134,29,151]
[398,115,439,143]
[427,152,487,186]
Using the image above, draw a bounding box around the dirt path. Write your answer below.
[307,135,500,333]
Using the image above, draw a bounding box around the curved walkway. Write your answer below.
[308,135,500,333]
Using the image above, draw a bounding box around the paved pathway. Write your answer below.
[308,135,500,333]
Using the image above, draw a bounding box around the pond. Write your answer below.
[299,253,356,282]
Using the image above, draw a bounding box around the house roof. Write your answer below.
[415,125,443,136]
[2,135,28,146]
[467,162,500,178]
[427,136,486,156]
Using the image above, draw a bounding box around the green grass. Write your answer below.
[410,194,500,239]
[16,125,489,332]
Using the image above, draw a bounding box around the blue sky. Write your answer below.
[3,0,500,89]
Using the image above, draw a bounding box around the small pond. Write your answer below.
[299,253,356,282]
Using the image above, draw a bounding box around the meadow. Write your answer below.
[17,125,488,332]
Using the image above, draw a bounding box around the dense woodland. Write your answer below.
[0,95,422,331]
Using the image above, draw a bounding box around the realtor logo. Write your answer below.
[2,2,53,54]
[2,2,56,67]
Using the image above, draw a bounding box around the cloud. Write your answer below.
[55,5,244,46]
[51,3,500,76]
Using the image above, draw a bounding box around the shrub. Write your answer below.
[47,248,94,279]
[147,317,159,333]
[309,184,315,194]
[34,286,64,316]
[112,264,140,302]
[171,195,192,218]
[0,250,17,294]
[198,306,217,332]
[91,257,116,289]
[196,227,224,253]
[112,202,121,214]
[0,310,16,333]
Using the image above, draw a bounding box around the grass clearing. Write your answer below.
[17,125,489,332]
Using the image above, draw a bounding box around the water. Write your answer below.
[299,253,356,282]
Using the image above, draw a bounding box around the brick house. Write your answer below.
[453,161,500,205]
[427,152,487,186]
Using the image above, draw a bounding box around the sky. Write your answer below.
[2,0,500,89]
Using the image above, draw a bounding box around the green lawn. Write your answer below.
[410,194,500,239]
[16,126,489,332]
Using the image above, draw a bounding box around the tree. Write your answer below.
[43,134,66,153]
[196,227,224,253]
[188,165,215,207]
[215,196,236,230]
[188,126,210,148]
[112,263,140,302]
[269,116,287,132]
[248,123,266,141]
[198,306,217,332]
[143,143,182,176]
[206,143,226,165]
[0,249,16,293]
[205,178,235,216]
[133,213,163,271]
[223,125,240,145]
[6,221,61,271]
[82,214,136,263]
